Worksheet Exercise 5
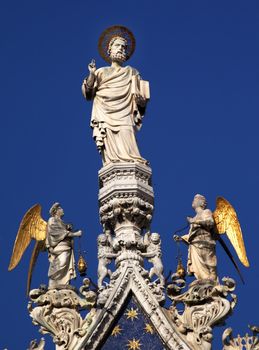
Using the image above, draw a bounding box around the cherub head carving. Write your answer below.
[98,234,108,246]
[150,232,161,244]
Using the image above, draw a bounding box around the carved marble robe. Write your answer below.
[46,217,76,287]
[83,66,146,165]
[182,209,218,281]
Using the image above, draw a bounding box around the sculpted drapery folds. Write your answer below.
[8,202,82,292]
[184,195,218,281]
[82,26,149,165]
[175,194,218,282]
[173,194,249,283]
[46,203,82,288]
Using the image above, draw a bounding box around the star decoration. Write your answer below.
[127,338,141,350]
[111,325,122,337]
[144,323,154,334]
[125,307,139,321]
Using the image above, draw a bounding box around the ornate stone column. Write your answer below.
[99,162,154,248]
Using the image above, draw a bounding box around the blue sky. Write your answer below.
[1,1,259,349]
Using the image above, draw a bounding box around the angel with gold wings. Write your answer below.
[174,194,249,282]
[8,203,82,293]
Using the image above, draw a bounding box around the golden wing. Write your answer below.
[213,197,249,267]
[27,240,46,295]
[8,204,47,271]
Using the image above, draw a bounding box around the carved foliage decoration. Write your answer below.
[28,285,96,350]
[222,327,259,350]
[169,278,237,350]
[98,163,154,232]
[99,196,153,228]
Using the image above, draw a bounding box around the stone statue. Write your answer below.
[174,194,250,282]
[174,194,218,281]
[82,25,150,165]
[8,202,82,292]
[97,233,118,289]
[46,203,82,288]
[142,232,165,286]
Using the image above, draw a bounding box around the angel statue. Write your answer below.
[142,232,165,286]
[82,25,150,165]
[8,203,82,293]
[174,194,249,282]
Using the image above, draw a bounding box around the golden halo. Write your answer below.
[98,25,136,63]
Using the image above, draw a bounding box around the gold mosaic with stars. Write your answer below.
[125,307,139,321]
[127,338,142,349]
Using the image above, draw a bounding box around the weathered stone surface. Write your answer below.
[222,326,259,350]
[82,27,150,166]
[77,261,190,350]
[99,163,154,246]
[28,282,97,350]
[168,278,237,350]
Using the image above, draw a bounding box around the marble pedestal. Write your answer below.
[98,162,154,247]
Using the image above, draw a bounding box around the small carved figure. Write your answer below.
[9,203,82,292]
[82,26,150,165]
[174,194,249,282]
[97,233,118,289]
[79,278,97,308]
[142,232,165,286]
[27,338,45,350]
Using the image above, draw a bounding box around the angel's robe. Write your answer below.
[82,65,147,165]
[182,209,218,281]
[46,217,76,287]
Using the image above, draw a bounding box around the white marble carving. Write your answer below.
[22,25,253,350]
[82,34,149,165]
[141,232,165,287]
[99,162,154,247]
[97,233,118,289]
[28,282,97,350]
[77,261,190,350]
[47,203,82,288]
[169,278,237,350]
[222,327,259,350]
[174,194,218,282]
